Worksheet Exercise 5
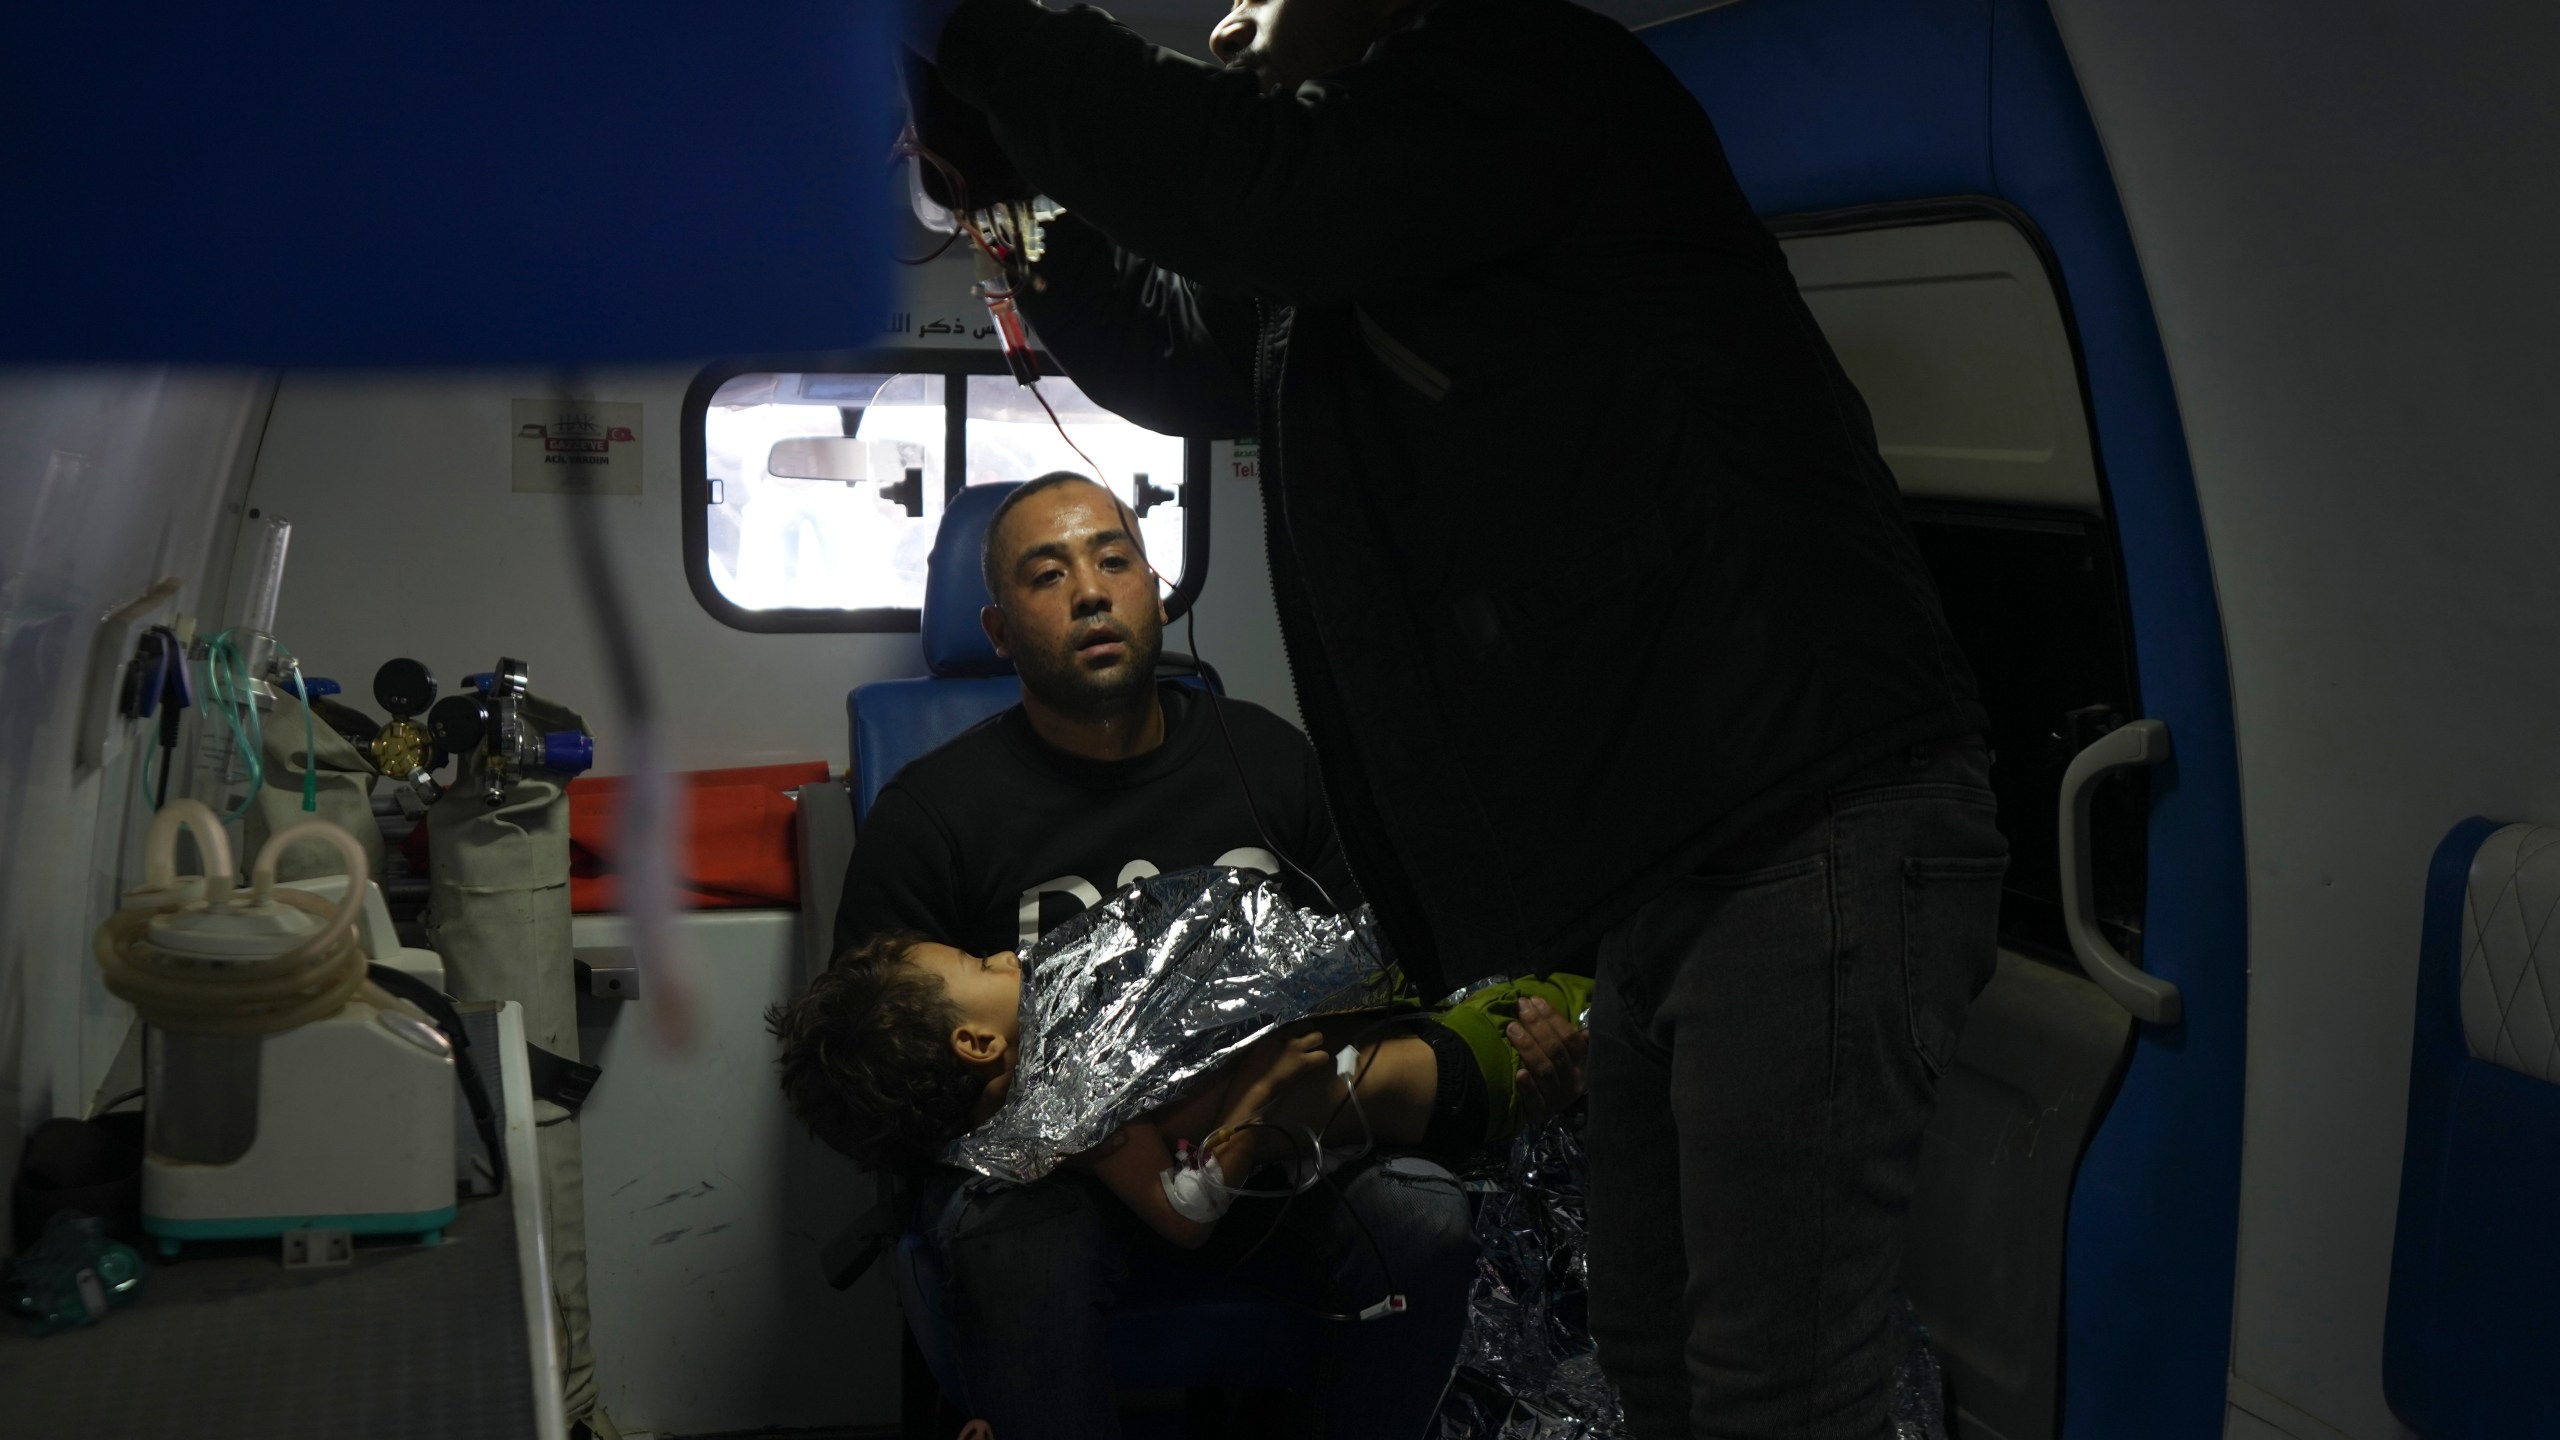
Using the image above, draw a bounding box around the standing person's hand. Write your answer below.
[1510,997,1590,1123]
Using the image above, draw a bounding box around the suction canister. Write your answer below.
[96,801,456,1254]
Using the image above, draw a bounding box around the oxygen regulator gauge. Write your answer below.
[423,692,483,756]
[427,656,594,806]
[369,658,447,806]
[374,657,437,719]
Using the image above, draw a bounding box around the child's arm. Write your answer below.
[1076,1032,1333,1249]
[1081,1123,1219,1249]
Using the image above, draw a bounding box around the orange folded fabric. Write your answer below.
[567,761,831,912]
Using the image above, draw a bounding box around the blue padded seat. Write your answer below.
[846,484,1024,824]
[2384,817,2560,1438]
[848,480,1322,1418]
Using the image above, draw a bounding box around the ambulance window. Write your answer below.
[1781,217,2101,511]
[683,358,1210,633]
[964,376,1190,580]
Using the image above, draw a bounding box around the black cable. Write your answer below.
[1218,1119,1310,1274]
[1296,1010,1484,1308]
[902,223,968,268]
[958,171,1405,1317]
[155,706,180,810]
[1187,605,1342,915]
[1314,1158,1397,1309]
[1307,1016,1414,1307]
[1214,1120,1381,1323]
[960,185,1334,920]
[366,964,507,1194]
[1090,483,1347,918]
[1218,1013,1430,1316]
[894,132,977,269]
[155,738,176,810]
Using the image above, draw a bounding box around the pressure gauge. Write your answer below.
[373,658,438,720]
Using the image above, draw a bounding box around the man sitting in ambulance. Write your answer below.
[831,471,1587,1439]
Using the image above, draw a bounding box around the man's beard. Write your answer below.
[1013,611,1164,721]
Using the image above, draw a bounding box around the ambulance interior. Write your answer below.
[5,3,2558,1439]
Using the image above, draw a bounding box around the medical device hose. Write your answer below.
[95,801,369,1037]
[198,627,321,818]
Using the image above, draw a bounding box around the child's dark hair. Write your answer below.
[767,930,992,1175]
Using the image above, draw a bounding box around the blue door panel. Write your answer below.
[1645,5,2249,1436]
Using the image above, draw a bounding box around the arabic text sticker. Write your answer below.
[512,398,643,495]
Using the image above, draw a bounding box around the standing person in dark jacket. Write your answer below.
[902,2,2006,1436]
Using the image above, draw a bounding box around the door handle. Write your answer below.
[2057,718,2181,1025]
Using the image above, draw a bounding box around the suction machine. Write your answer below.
[95,802,457,1256]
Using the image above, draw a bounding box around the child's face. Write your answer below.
[908,943,1023,1061]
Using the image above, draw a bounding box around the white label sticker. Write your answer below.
[511,399,643,495]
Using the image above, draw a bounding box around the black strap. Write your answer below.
[366,964,506,1194]
[821,1197,902,1291]
[526,1045,602,1112]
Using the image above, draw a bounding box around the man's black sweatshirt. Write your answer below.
[927,0,1987,995]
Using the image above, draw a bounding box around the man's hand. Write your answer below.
[1509,996,1589,1123]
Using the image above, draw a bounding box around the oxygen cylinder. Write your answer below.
[424,750,597,1423]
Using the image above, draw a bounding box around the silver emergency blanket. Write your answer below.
[1431,1110,1950,1440]
[944,866,1394,1183]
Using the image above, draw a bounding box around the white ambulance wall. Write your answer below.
[240,262,1296,777]
[2049,5,2560,1437]
[0,369,270,1249]
[237,364,910,775]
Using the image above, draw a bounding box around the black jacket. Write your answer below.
[931,0,1986,993]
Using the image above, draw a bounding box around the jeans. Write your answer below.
[927,1152,1477,1439]
[1584,737,2005,1440]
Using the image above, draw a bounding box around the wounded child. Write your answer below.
[770,866,1590,1249]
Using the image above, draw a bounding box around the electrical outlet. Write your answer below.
[280,1228,355,1269]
